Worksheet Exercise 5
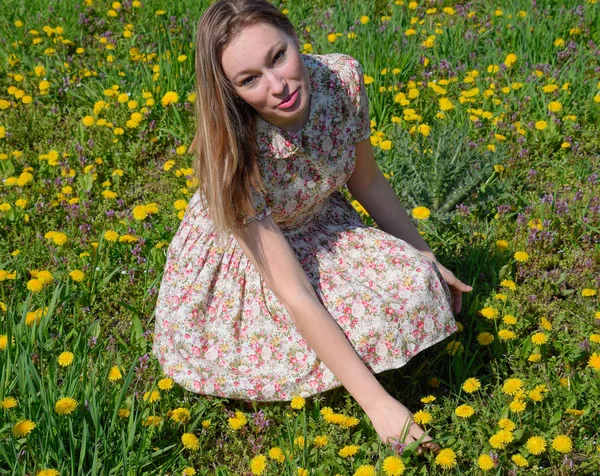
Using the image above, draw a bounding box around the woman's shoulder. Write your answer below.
[304,52,363,76]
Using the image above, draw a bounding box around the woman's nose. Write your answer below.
[267,71,287,96]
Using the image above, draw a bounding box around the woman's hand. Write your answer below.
[366,394,440,456]
[432,260,473,314]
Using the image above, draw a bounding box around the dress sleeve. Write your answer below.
[339,56,371,143]
[239,186,271,227]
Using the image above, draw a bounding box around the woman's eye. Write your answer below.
[242,76,255,86]
[274,49,285,62]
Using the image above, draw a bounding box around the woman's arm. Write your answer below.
[232,214,389,412]
[346,138,437,263]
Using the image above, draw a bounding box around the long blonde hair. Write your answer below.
[189,0,298,240]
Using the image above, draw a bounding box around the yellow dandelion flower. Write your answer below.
[462,377,481,393]
[531,332,549,345]
[502,378,523,396]
[143,390,161,403]
[500,279,517,291]
[313,435,328,447]
[509,399,526,413]
[158,377,174,390]
[13,419,36,437]
[382,455,405,475]
[477,332,494,345]
[58,351,74,367]
[478,453,495,471]
[479,307,499,320]
[511,454,529,467]
[455,404,475,418]
[411,206,431,220]
[420,395,436,403]
[551,435,572,453]
[498,329,517,341]
[181,432,200,451]
[582,288,597,297]
[496,239,509,250]
[435,448,457,470]
[268,447,285,463]
[291,395,306,410]
[514,251,529,262]
[588,352,600,371]
[1,397,18,409]
[339,444,360,458]
[108,366,123,381]
[55,397,78,415]
[525,436,546,455]
[353,465,376,476]
[413,410,433,425]
[250,454,267,475]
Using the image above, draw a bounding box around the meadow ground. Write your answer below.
[1,0,600,474]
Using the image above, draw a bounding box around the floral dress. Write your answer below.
[152,53,457,401]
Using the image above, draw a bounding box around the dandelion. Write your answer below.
[479,307,499,320]
[478,453,495,471]
[1,396,18,409]
[108,366,123,381]
[489,430,514,449]
[496,239,509,250]
[551,435,573,453]
[291,395,306,410]
[354,465,376,476]
[514,251,529,262]
[582,288,597,297]
[37,470,60,476]
[462,378,481,393]
[528,353,542,362]
[503,315,517,325]
[12,419,36,437]
[158,377,174,390]
[161,91,179,106]
[383,455,405,475]
[181,433,200,451]
[413,409,432,425]
[228,410,248,430]
[69,270,85,282]
[142,415,163,426]
[420,395,436,403]
[143,390,161,403]
[313,435,328,447]
[435,448,457,470]
[589,352,600,371]
[182,468,196,476]
[339,445,360,458]
[548,101,562,112]
[411,206,431,220]
[55,397,78,415]
[170,407,191,424]
[58,351,74,367]
[525,436,547,455]
[455,404,475,418]
[502,378,523,396]
[477,332,494,345]
[250,454,267,475]
[0,335,8,350]
[498,329,517,341]
[509,399,526,413]
[118,408,130,418]
[511,454,529,467]
[500,279,517,291]
[268,447,285,463]
[531,333,549,345]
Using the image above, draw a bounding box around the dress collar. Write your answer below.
[256,54,320,159]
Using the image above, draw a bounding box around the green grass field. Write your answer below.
[1,0,600,474]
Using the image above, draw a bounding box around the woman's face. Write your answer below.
[221,22,311,133]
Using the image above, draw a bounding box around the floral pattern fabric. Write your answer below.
[152,53,457,401]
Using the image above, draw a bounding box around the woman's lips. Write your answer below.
[277,89,299,109]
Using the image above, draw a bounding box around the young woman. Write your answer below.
[152,0,473,453]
